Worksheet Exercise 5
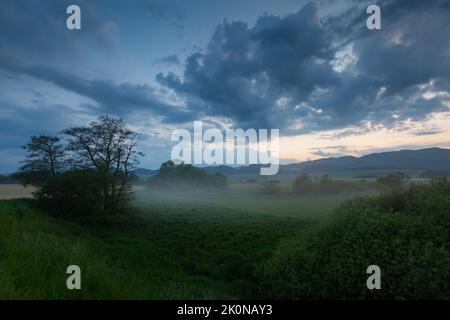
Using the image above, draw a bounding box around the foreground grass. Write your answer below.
[2,180,448,299]
[260,180,450,299]
[0,199,307,299]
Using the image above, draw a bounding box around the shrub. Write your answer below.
[377,172,408,191]
[258,179,450,299]
[292,174,377,196]
[35,170,104,219]
[293,173,313,195]
[318,174,337,195]
[259,180,281,195]
[148,160,227,190]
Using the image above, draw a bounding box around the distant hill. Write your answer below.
[0,174,19,184]
[281,147,450,174]
[131,168,158,177]
[135,147,450,177]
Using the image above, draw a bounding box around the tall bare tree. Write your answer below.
[63,116,143,213]
[14,135,65,185]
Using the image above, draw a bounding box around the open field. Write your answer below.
[0,184,36,200]
[0,197,308,299]
[0,181,344,298]
[1,178,448,299]
[135,176,378,220]
[0,182,363,220]
[135,187,350,221]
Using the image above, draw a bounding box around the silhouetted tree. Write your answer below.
[63,116,143,213]
[377,172,408,191]
[293,173,313,195]
[13,135,65,185]
[318,174,336,194]
[259,180,281,195]
[150,160,227,190]
[35,169,104,219]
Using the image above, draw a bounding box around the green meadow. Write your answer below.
[1,177,449,299]
[0,180,345,299]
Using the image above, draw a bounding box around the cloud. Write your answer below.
[154,55,181,66]
[1,0,450,171]
[146,2,185,32]
[0,59,198,124]
[412,130,444,136]
[157,1,450,134]
[0,0,118,67]
[310,145,351,157]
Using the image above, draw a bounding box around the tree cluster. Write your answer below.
[149,160,227,191]
[14,116,142,217]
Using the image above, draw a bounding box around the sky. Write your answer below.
[0,0,449,173]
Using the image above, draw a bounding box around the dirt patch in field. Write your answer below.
[0,184,36,200]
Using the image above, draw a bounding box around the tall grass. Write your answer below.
[0,198,306,299]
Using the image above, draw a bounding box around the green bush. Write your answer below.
[258,179,450,299]
[259,180,281,195]
[292,174,378,196]
[376,172,408,191]
[149,160,227,190]
[293,174,313,195]
[35,170,104,219]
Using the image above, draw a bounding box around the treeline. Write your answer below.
[291,172,410,196]
[148,160,227,190]
[0,175,19,184]
[420,169,450,178]
[13,116,142,221]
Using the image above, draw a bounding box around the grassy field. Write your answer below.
[135,187,350,220]
[0,181,344,299]
[1,178,448,299]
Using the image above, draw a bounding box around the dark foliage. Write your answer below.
[292,173,377,196]
[12,135,65,186]
[0,175,19,184]
[64,116,143,214]
[259,180,281,195]
[376,172,408,191]
[34,170,104,219]
[259,178,450,299]
[15,116,142,218]
[293,173,313,195]
[149,160,227,190]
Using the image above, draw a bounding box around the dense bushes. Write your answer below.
[259,178,450,299]
[259,180,281,195]
[149,160,227,190]
[35,170,105,219]
[292,174,313,195]
[376,172,408,191]
[14,117,142,218]
[292,174,377,195]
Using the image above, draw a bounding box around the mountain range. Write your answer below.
[134,147,450,176]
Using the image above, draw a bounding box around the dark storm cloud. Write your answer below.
[0,0,196,127]
[0,102,80,162]
[0,0,117,65]
[1,0,449,139]
[157,0,450,134]
[0,59,197,124]
[157,2,339,130]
